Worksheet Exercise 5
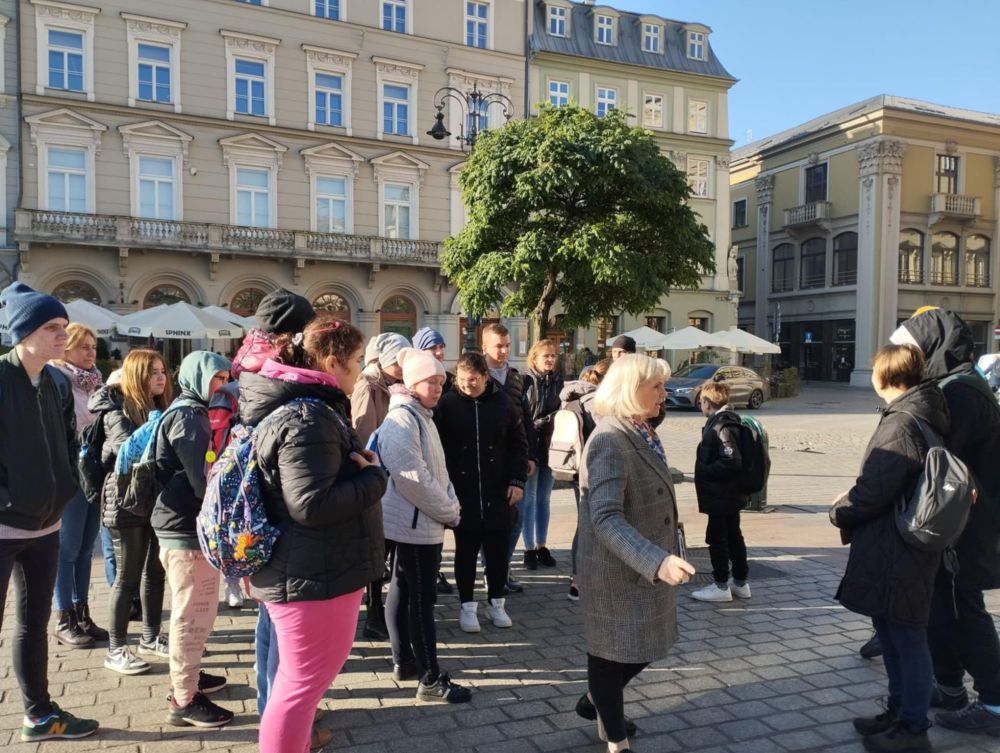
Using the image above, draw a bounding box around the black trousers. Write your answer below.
[108,524,165,648]
[928,569,1000,705]
[587,653,648,743]
[705,511,748,584]
[385,541,442,685]
[0,531,60,717]
[571,485,580,575]
[454,527,509,603]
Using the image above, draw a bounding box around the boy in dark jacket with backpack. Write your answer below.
[691,380,751,603]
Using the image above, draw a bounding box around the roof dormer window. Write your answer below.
[642,22,663,53]
[687,29,707,60]
[547,4,568,37]
[595,14,615,45]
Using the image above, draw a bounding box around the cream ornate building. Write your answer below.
[12,0,527,361]
[731,96,1000,384]
[527,0,737,353]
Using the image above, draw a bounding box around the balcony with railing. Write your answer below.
[782,201,832,234]
[929,193,981,224]
[15,210,443,267]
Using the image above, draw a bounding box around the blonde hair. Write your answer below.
[120,349,172,425]
[700,380,730,408]
[54,323,97,367]
[872,344,925,390]
[593,354,670,418]
[527,338,558,371]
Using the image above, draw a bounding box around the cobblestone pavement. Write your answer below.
[3,384,999,752]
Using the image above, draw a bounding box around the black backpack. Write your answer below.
[78,416,107,504]
[736,414,770,495]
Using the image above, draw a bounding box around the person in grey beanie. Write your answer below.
[0,282,100,741]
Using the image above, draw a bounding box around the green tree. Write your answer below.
[443,105,716,338]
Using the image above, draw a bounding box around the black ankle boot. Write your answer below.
[54,608,95,648]
[75,602,109,642]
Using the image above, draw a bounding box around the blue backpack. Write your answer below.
[197,398,323,577]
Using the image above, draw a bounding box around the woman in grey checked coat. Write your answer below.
[576,354,695,753]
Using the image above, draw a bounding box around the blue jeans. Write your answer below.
[872,615,933,732]
[517,463,554,552]
[255,602,279,715]
[100,526,116,587]
[53,490,101,610]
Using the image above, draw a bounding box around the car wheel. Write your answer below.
[690,390,700,409]
[748,389,764,409]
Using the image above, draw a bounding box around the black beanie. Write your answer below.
[610,335,637,353]
[254,288,315,335]
[0,282,68,345]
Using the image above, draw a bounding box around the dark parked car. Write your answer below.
[664,364,768,410]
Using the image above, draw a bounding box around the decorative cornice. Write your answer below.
[30,0,99,24]
[716,155,730,169]
[755,174,774,204]
[445,68,514,96]
[220,30,280,55]
[856,138,905,177]
[372,56,424,79]
[120,13,186,34]
[668,150,687,167]
[302,45,357,69]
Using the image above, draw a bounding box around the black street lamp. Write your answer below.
[426,83,514,353]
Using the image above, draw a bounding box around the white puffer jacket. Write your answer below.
[379,390,460,545]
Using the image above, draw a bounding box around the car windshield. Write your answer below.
[673,365,719,379]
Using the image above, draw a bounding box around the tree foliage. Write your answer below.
[442,106,716,337]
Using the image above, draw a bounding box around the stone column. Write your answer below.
[851,138,905,386]
[993,158,1000,349]
[713,155,732,293]
[753,174,774,336]
[356,310,379,344]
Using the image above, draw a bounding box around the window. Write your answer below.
[596,15,615,45]
[47,30,84,92]
[466,95,488,139]
[315,176,347,233]
[235,59,266,116]
[548,80,569,108]
[137,156,175,219]
[313,292,351,321]
[236,168,271,227]
[688,315,709,331]
[314,72,343,127]
[736,256,745,292]
[643,23,662,53]
[772,243,794,292]
[687,30,706,60]
[136,44,171,103]
[898,229,924,283]
[688,99,707,134]
[231,288,266,317]
[383,0,407,33]
[47,148,87,212]
[965,235,990,288]
[383,84,410,136]
[645,316,666,333]
[686,156,710,198]
[800,238,825,289]
[930,231,959,285]
[596,87,616,118]
[314,0,340,20]
[466,2,489,49]
[832,232,857,286]
[53,281,101,305]
[144,284,189,308]
[732,198,747,228]
[804,163,828,203]
[124,14,185,112]
[643,94,663,128]
[379,294,416,339]
[936,155,959,195]
[548,5,567,36]
[383,183,411,239]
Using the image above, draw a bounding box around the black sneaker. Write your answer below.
[936,702,1000,736]
[416,673,472,704]
[21,703,99,741]
[930,684,969,710]
[168,671,227,699]
[504,577,524,594]
[853,708,898,736]
[167,692,234,728]
[575,693,637,736]
[859,633,882,659]
[567,579,579,601]
[362,613,389,642]
[393,660,418,682]
[436,572,453,594]
[861,721,930,752]
[523,550,538,570]
[536,546,557,567]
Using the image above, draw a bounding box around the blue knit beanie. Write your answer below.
[0,282,68,345]
[413,327,445,351]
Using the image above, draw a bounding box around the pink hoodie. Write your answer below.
[259,358,341,390]
[231,328,278,378]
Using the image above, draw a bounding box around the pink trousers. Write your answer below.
[257,589,363,753]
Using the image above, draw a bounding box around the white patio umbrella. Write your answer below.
[64,299,124,337]
[614,325,677,350]
[709,326,782,355]
[200,305,257,329]
[116,301,244,339]
[657,325,722,351]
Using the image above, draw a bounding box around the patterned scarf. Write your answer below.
[62,361,104,395]
[629,418,667,466]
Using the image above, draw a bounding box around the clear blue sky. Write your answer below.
[623,0,1000,146]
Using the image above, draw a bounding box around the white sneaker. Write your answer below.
[459,602,481,633]
[485,598,512,628]
[224,580,244,609]
[730,581,752,599]
[104,646,150,675]
[691,583,733,602]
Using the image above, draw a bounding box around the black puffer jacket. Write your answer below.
[830,381,948,626]
[240,371,388,604]
[523,369,563,459]
[892,309,1000,590]
[434,381,529,533]
[492,366,538,461]
[89,386,145,529]
[694,408,748,515]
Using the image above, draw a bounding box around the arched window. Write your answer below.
[799,237,825,289]
[832,232,857,286]
[312,292,351,322]
[965,235,990,288]
[52,280,101,305]
[230,288,266,318]
[899,229,924,283]
[379,294,416,339]
[930,232,959,285]
[771,243,794,292]
[143,284,190,308]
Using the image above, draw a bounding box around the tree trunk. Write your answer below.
[533,268,559,341]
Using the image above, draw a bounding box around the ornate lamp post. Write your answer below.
[427,83,515,353]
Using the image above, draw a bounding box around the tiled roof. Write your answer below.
[530,1,735,82]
